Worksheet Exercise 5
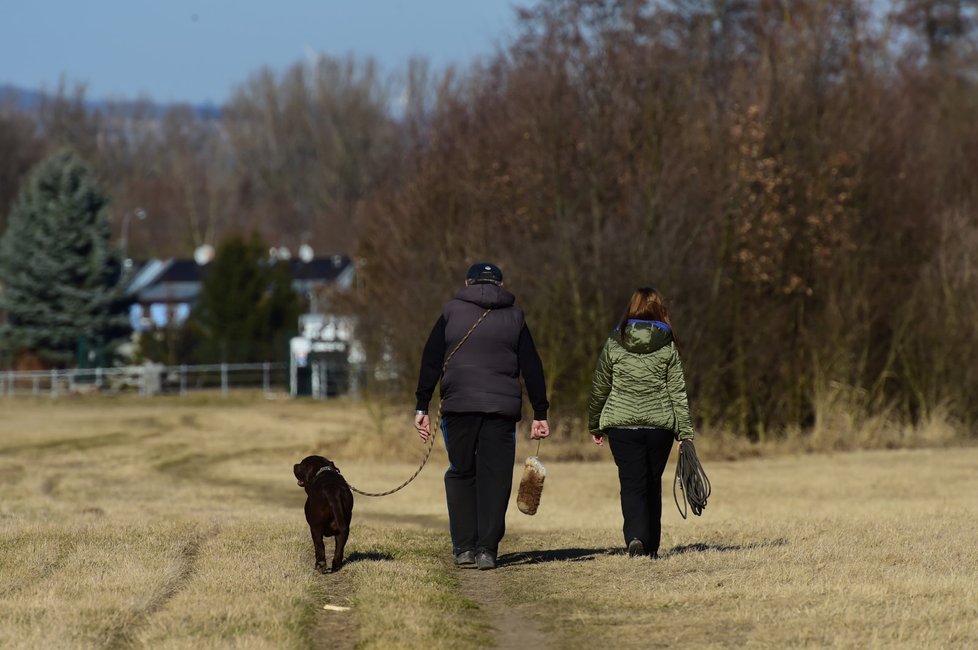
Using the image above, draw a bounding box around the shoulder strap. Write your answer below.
[442,308,491,375]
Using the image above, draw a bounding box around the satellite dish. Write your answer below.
[277,246,292,260]
[299,244,314,262]
[194,244,215,265]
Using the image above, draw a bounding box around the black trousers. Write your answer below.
[441,413,517,555]
[607,427,675,555]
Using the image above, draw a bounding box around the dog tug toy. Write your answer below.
[517,439,547,515]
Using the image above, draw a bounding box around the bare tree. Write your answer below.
[225,55,400,253]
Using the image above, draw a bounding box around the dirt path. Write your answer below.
[458,568,550,650]
[311,567,357,650]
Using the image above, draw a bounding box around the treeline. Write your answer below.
[2,0,977,439]
[354,0,978,439]
[0,56,403,258]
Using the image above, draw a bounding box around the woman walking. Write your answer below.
[587,287,695,558]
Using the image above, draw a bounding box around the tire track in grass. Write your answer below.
[0,534,79,599]
[457,566,551,650]
[96,526,215,650]
[153,445,306,507]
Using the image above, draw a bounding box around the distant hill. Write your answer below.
[0,85,46,110]
[0,83,222,120]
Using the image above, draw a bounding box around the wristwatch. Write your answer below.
[415,409,428,416]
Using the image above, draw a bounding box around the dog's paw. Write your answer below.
[331,560,344,573]
[315,560,329,574]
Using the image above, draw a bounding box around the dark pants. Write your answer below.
[441,413,517,555]
[607,427,675,556]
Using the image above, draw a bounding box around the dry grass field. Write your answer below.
[1,394,977,649]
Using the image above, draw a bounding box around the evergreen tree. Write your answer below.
[190,233,299,363]
[0,149,130,367]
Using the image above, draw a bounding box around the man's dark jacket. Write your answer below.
[415,283,548,421]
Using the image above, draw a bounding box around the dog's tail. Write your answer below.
[517,456,546,515]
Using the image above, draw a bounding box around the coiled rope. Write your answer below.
[673,440,711,518]
[345,308,492,497]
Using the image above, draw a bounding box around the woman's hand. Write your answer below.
[591,433,604,446]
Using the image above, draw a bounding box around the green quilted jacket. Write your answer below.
[587,319,695,440]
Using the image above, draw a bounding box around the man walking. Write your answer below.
[415,262,550,570]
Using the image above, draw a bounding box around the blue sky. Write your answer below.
[0,0,524,106]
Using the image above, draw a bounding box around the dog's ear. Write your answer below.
[303,457,326,484]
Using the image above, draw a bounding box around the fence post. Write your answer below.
[263,362,270,396]
[95,366,103,389]
[221,363,228,397]
[33,375,39,396]
[322,361,329,400]
[50,369,57,399]
[180,364,187,397]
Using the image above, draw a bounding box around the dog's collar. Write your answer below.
[313,465,342,481]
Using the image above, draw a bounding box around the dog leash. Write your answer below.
[344,308,492,497]
[673,439,711,518]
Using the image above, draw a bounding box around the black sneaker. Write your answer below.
[475,549,497,570]
[627,539,646,557]
[454,550,477,568]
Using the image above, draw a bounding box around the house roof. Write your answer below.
[156,259,201,283]
[129,255,352,304]
[290,255,349,281]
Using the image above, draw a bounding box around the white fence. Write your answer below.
[0,363,291,399]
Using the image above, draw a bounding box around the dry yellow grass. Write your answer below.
[1,395,977,649]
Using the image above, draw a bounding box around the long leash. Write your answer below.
[673,439,711,519]
[345,308,492,497]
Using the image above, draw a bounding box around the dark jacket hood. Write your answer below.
[454,283,516,309]
[617,319,673,354]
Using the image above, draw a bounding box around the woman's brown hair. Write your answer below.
[617,287,680,351]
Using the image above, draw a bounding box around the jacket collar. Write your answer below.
[454,283,516,309]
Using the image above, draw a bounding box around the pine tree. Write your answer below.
[0,149,130,367]
[189,233,299,363]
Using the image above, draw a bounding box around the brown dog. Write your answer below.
[294,455,354,573]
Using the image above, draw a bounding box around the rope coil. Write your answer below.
[345,308,492,497]
[673,440,711,519]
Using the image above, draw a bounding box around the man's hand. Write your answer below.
[591,433,604,446]
[415,413,431,443]
[530,419,550,440]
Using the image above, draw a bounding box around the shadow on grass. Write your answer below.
[666,538,788,556]
[498,538,789,566]
[346,550,394,564]
[498,547,623,566]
